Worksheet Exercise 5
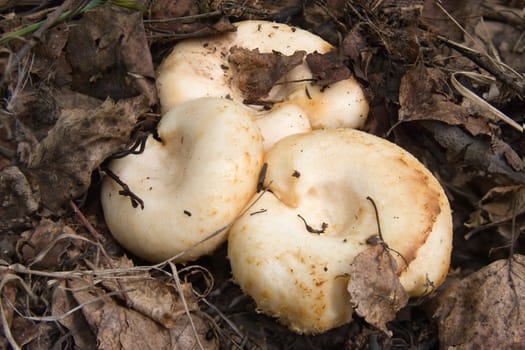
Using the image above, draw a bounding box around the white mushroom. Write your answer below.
[156,20,369,149]
[228,129,453,334]
[101,98,263,262]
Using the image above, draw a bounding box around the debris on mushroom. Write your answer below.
[101,98,263,263]
[156,20,369,149]
[227,129,453,334]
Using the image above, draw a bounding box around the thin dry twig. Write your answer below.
[168,261,205,350]
[450,71,523,132]
[0,274,39,350]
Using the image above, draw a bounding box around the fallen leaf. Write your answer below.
[52,281,98,350]
[422,121,525,184]
[147,0,235,38]
[0,271,17,349]
[306,50,352,86]
[434,255,525,349]
[421,1,481,41]
[67,278,217,350]
[347,245,409,335]
[0,166,39,233]
[465,185,525,239]
[398,63,491,136]
[228,46,305,104]
[100,256,199,328]
[17,219,76,268]
[66,6,157,104]
[25,97,146,212]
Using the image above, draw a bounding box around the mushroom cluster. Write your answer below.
[156,20,369,150]
[101,20,452,334]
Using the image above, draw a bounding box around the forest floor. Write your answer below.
[1,1,525,349]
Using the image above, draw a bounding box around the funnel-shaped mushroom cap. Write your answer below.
[101,98,263,262]
[228,129,452,333]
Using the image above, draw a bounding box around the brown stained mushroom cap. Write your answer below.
[228,129,452,334]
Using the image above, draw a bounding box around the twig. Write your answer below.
[168,262,205,350]
[0,274,39,350]
[70,200,105,242]
[450,71,523,132]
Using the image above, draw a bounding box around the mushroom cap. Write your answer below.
[156,20,368,135]
[228,129,452,334]
[101,98,263,262]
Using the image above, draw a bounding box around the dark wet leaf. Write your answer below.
[347,245,409,335]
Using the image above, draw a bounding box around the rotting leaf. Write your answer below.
[433,255,525,349]
[25,97,147,212]
[347,245,409,335]
[228,46,306,104]
[306,50,352,86]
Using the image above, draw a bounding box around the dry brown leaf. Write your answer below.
[229,46,305,104]
[66,6,157,104]
[306,50,352,86]
[100,256,199,328]
[0,166,39,233]
[52,281,98,349]
[0,271,17,349]
[148,0,235,38]
[347,245,409,335]
[465,185,525,239]
[25,97,146,212]
[421,1,481,41]
[16,219,76,268]
[67,278,217,350]
[434,255,525,349]
[398,64,491,136]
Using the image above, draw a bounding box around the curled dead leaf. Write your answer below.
[347,245,409,335]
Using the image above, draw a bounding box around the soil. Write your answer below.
[1,1,525,349]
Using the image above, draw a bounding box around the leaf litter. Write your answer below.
[0,0,525,348]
